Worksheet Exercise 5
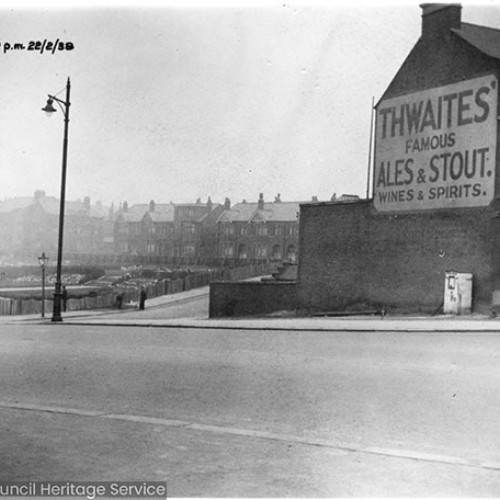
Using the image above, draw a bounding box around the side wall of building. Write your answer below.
[297,8,500,315]
[296,201,496,314]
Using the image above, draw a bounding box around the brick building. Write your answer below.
[114,198,223,259]
[297,4,500,314]
[0,191,112,262]
[114,201,175,256]
[216,194,300,262]
[174,198,223,259]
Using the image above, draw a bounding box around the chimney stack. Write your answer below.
[34,190,46,201]
[421,3,462,39]
[258,193,264,210]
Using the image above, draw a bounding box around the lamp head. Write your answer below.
[38,252,48,267]
[42,98,57,116]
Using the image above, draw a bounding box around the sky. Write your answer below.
[1,0,500,207]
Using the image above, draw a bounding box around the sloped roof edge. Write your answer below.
[452,22,500,60]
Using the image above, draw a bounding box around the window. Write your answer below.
[224,244,234,257]
[183,243,195,256]
[238,244,248,259]
[255,245,267,259]
[184,222,196,235]
[257,224,267,236]
[286,245,297,262]
[271,244,282,261]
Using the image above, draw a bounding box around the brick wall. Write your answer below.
[296,200,496,314]
[209,281,297,317]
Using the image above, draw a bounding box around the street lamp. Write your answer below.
[38,252,49,317]
[42,77,71,322]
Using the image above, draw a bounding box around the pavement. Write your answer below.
[2,285,500,332]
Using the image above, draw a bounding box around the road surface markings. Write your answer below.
[101,413,188,427]
[0,402,105,417]
[0,401,499,471]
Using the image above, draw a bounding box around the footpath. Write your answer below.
[2,286,500,332]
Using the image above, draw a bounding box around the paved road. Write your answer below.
[109,293,209,320]
[1,323,500,496]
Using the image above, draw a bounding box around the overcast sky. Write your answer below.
[1,0,500,207]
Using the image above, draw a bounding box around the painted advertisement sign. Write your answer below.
[374,75,497,212]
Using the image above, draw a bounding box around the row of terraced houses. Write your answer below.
[0,190,358,264]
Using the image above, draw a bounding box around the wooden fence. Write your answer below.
[0,263,277,316]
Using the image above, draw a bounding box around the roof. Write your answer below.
[452,22,500,60]
[174,202,222,222]
[0,195,107,218]
[36,197,106,218]
[0,197,34,213]
[218,202,300,223]
[146,205,175,223]
[119,203,176,223]
[175,202,212,207]
[117,211,144,223]
[125,204,150,214]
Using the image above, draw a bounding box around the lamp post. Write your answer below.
[38,252,49,317]
[42,77,71,322]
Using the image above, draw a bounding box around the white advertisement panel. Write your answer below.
[373,75,497,212]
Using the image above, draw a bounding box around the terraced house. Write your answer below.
[216,194,300,262]
[114,201,176,257]
[0,190,112,262]
[113,198,222,260]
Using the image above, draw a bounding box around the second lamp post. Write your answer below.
[38,252,49,317]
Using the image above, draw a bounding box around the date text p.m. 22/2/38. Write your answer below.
[1,39,74,54]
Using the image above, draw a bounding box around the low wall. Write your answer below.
[209,281,297,317]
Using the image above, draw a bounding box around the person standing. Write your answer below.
[139,286,147,310]
[116,290,124,309]
[62,286,68,312]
